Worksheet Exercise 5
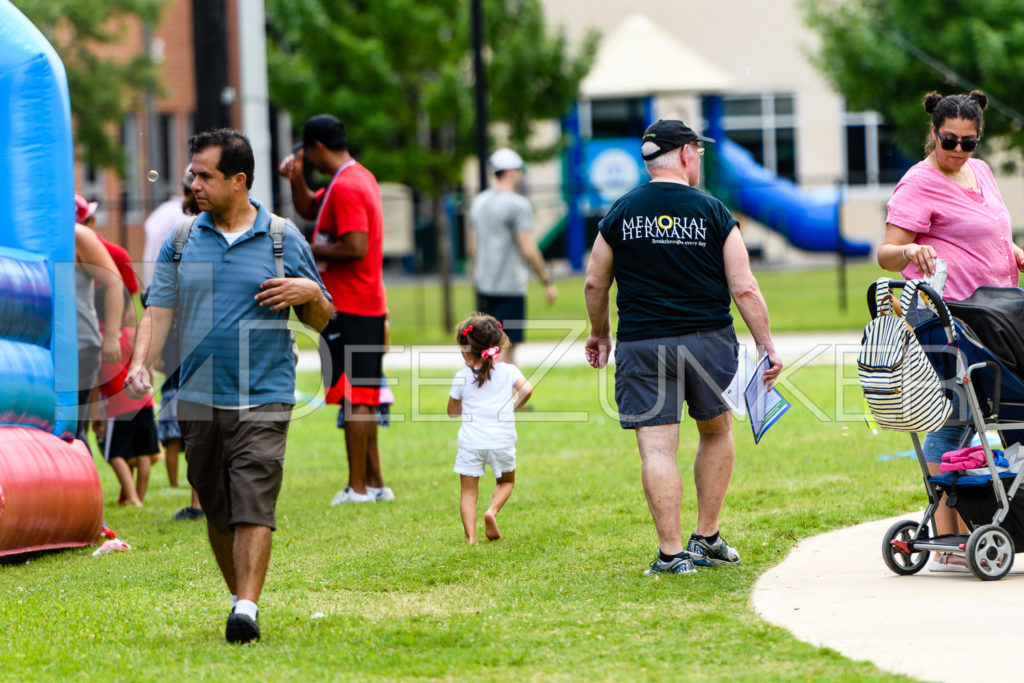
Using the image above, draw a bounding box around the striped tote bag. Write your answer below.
[858,279,952,432]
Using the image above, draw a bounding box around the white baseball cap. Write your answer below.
[489,148,524,172]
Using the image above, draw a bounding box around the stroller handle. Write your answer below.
[866,280,954,330]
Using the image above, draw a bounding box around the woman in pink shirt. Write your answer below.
[879,90,1024,571]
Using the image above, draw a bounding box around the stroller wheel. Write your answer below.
[882,519,928,575]
[965,525,1014,581]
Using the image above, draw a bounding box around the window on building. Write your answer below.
[843,109,915,186]
[79,162,104,219]
[153,113,177,202]
[721,93,798,182]
[584,97,650,139]
[122,116,142,224]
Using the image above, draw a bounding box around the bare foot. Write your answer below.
[484,511,500,540]
[465,536,478,545]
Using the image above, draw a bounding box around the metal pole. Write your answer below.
[836,179,847,314]
[471,0,488,192]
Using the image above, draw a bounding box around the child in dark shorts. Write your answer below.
[94,326,160,506]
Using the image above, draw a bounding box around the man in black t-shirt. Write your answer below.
[584,119,783,576]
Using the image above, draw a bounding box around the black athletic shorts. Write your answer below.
[475,292,525,344]
[320,312,386,406]
[103,405,160,462]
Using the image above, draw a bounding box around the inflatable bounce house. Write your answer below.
[0,0,103,556]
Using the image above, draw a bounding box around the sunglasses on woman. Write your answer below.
[936,134,979,152]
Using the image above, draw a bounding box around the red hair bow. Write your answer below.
[462,325,473,335]
[481,346,500,359]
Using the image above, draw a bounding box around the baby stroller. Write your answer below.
[867,280,1024,581]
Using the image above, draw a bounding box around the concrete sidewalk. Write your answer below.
[753,514,1024,681]
[297,330,863,373]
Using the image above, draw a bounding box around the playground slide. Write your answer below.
[702,94,870,257]
[713,137,870,257]
[0,0,103,556]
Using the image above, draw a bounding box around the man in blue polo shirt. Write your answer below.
[125,129,332,644]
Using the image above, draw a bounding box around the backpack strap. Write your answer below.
[268,214,300,361]
[171,217,198,263]
[269,214,287,278]
[167,216,199,304]
[873,278,896,316]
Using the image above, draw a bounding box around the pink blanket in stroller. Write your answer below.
[939,445,1007,472]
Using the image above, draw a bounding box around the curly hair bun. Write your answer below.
[969,90,988,111]
[923,92,943,114]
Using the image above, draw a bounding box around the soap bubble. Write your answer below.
[840,425,850,437]
[146,170,159,183]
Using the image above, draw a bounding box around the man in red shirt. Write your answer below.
[279,114,392,504]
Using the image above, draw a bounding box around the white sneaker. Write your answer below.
[331,487,376,505]
[927,552,969,572]
[367,486,395,502]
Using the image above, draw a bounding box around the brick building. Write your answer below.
[77,0,260,262]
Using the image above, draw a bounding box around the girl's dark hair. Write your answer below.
[456,312,507,388]
[923,90,988,152]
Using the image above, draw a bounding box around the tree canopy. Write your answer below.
[265,0,599,196]
[802,0,1024,162]
[18,0,169,173]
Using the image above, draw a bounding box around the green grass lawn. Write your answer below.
[0,364,922,680]
[378,260,895,347]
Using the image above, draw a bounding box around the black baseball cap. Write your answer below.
[641,119,715,160]
[303,114,348,151]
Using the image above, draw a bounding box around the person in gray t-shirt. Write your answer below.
[468,148,557,365]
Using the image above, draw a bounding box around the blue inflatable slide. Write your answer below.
[705,95,871,257]
[0,0,102,556]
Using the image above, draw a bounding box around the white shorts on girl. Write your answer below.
[454,446,516,478]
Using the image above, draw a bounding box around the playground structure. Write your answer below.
[0,0,103,556]
[550,13,871,269]
[703,95,871,257]
[555,94,871,266]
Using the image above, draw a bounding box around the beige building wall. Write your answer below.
[542,0,848,188]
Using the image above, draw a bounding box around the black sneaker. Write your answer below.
[644,554,696,575]
[173,506,205,521]
[686,535,740,567]
[225,609,260,644]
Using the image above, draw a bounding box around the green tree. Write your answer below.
[265,0,599,198]
[802,0,1024,162]
[266,0,597,329]
[18,0,169,172]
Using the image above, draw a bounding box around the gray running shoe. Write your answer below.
[644,554,697,575]
[686,535,740,566]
